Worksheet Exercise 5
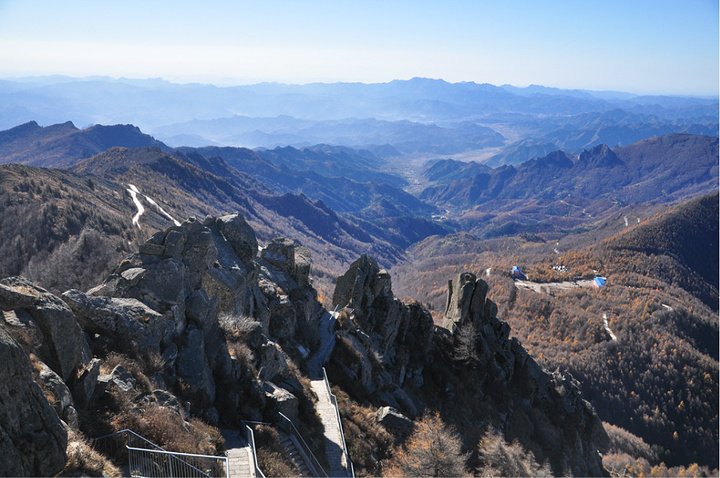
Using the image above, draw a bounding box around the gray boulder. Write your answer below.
[0,282,36,310]
[62,289,173,353]
[0,323,67,476]
[264,381,299,422]
[0,277,86,382]
[110,364,136,392]
[217,213,258,266]
[376,406,413,436]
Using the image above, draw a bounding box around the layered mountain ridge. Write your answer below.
[0,115,716,475]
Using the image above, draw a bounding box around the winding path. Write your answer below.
[514,279,596,294]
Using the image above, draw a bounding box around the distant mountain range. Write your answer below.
[421,134,718,237]
[0,77,716,157]
[0,119,716,302]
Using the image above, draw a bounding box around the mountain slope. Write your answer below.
[391,193,719,469]
[0,120,168,167]
[421,134,718,238]
[602,192,719,309]
[0,163,139,292]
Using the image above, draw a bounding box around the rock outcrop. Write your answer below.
[330,264,609,477]
[439,272,608,476]
[0,323,67,476]
[0,277,88,382]
[75,215,323,421]
[330,255,434,412]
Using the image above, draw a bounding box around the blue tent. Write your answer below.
[593,277,606,288]
[511,266,527,280]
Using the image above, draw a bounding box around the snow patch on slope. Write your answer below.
[127,184,181,228]
[127,184,145,228]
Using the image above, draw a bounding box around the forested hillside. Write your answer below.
[392,193,719,471]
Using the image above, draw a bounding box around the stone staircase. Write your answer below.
[310,378,350,477]
[305,306,353,477]
[278,431,313,477]
[307,309,338,378]
[221,429,255,478]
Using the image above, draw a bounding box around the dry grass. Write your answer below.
[59,428,121,477]
[109,390,224,456]
[334,388,393,476]
[253,424,300,477]
[100,352,155,394]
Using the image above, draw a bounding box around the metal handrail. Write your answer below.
[93,428,166,451]
[322,368,355,478]
[93,429,228,478]
[242,422,266,478]
[126,445,226,478]
[278,412,328,478]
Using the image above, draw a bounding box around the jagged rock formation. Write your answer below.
[330,262,609,476]
[75,214,325,422]
[442,272,609,476]
[0,211,330,475]
[331,255,434,410]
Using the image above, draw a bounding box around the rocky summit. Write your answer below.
[0,211,609,476]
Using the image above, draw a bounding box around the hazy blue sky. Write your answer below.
[0,0,717,95]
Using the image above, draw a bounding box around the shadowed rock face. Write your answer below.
[330,254,435,412]
[440,271,609,476]
[331,262,610,477]
[0,323,67,476]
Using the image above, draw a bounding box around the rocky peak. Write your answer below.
[578,143,623,168]
[329,254,435,413]
[329,262,609,476]
[439,271,609,476]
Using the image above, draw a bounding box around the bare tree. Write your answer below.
[383,412,468,477]
[477,429,552,477]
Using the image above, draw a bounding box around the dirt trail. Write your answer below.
[514,279,596,295]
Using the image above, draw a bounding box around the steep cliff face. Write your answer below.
[331,255,434,409]
[0,322,68,476]
[329,257,609,476]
